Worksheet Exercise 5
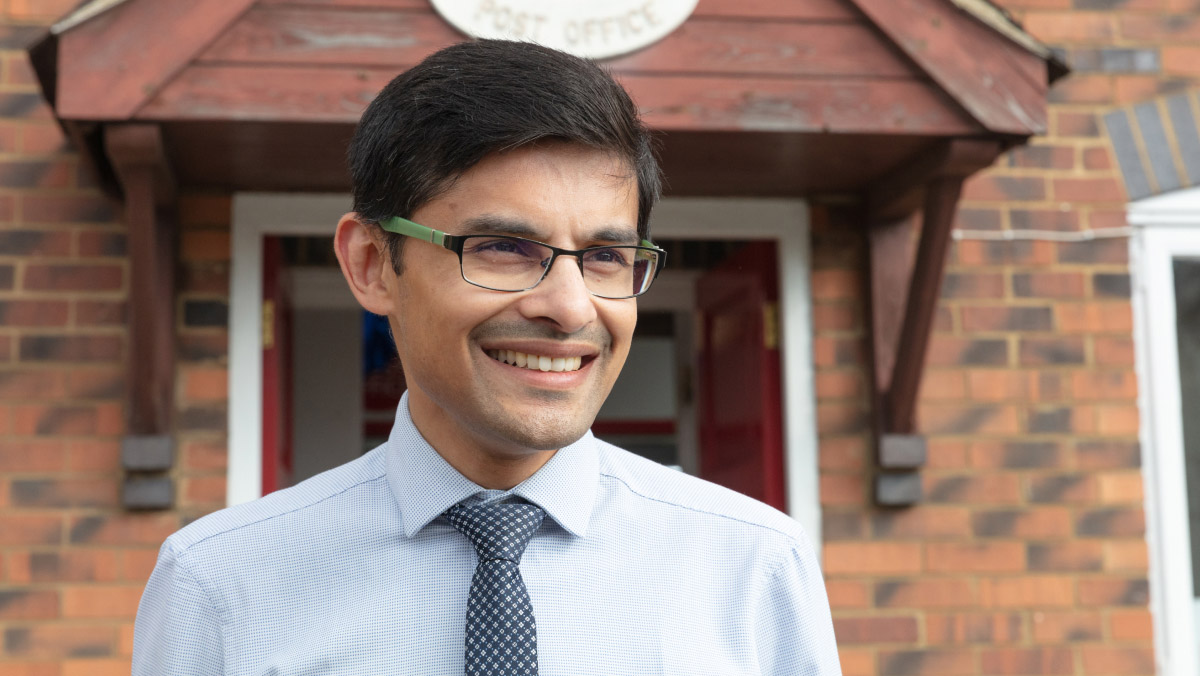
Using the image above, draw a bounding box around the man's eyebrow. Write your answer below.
[458,216,544,239]
[458,217,639,245]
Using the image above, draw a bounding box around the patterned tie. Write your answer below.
[446,501,546,676]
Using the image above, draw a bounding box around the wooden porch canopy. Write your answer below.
[29,0,1063,507]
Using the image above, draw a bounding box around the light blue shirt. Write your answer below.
[133,394,841,675]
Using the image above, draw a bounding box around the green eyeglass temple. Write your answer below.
[378,215,658,251]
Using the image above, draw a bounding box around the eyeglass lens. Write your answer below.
[459,236,659,298]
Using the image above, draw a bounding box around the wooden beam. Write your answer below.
[104,124,177,439]
[864,138,1005,504]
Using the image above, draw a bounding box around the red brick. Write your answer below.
[1053,177,1126,202]
[76,230,127,258]
[66,440,121,472]
[878,649,974,676]
[61,659,131,676]
[1083,147,1112,170]
[1028,473,1099,503]
[22,194,117,224]
[1013,272,1085,298]
[12,404,101,436]
[0,440,67,471]
[1098,472,1143,504]
[833,616,920,644]
[979,576,1074,608]
[23,264,124,292]
[1011,208,1080,232]
[817,403,868,435]
[825,580,871,609]
[0,663,62,676]
[18,335,122,363]
[0,514,63,545]
[20,122,68,154]
[1055,111,1100,137]
[1078,577,1149,606]
[940,272,1005,299]
[1048,74,1114,104]
[970,440,1065,469]
[839,648,874,676]
[5,624,117,661]
[1096,404,1139,435]
[1071,371,1137,401]
[811,303,858,331]
[9,477,120,508]
[973,508,1073,538]
[873,506,972,538]
[74,300,127,326]
[980,647,1073,675]
[181,440,229,471]
[925,337,1008,367]
[925,474,1021,504]
[1080,646,1155,675]
[121,549,161,582]
[962,305,1053,332]
[966,371,1028,401]
[182,367,229,402]
[1109,609,1153,641]
[67,514,179,546]
[955,239,1055,266]
[926,541,1025,573]
[917,403,1020,435]
[183,475,227,506]
[1019,336,1085,366]
[1007,144,1075,170]
[1025,12,1115,42]
[0,589,59,619]
[61,586,143,619]
[1163,46,1200,76]
[0,229,72,256]
[1105,540,1149,572]
[925,439,969,469]
[875,579,976,608]
[926,612,1023,644]
[962,175,1047,202]
[1095,337,1135,366]
[918,370,965,400]
[0,300,69,327]
[819,474,864,506]
[816,371,862,399]
[1027,541,1103,571]
[824,542,923,575]
[8,549,120,584]
[1031,611,1103,643]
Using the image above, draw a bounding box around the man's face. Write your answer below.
[385,143,639,455]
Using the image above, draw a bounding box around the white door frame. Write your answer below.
[227,193,821,547]
[1129,187,1200,676]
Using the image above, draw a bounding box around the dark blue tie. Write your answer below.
[446,502,546,676]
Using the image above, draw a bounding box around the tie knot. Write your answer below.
[446,502,546,563]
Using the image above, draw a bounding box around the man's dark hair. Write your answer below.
[349,39,662,271]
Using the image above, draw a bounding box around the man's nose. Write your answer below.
[519,254,597,333]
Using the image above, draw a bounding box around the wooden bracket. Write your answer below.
[865,139,1003,506]
[105,124,179,510]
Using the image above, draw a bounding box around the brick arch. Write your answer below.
[1105,90,1200,201]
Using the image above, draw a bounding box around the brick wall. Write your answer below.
[0,2,234,674]
[0,0,1192,674]
[813,1,1199,674]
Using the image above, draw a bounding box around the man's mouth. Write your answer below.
[486,349,586,373]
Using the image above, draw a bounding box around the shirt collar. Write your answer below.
[387,392,599,539]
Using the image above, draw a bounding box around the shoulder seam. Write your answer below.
[175,472,388,554]
[598,470,802,543]
[170,541,228,666]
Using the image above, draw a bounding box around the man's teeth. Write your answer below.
[487,349,584,372]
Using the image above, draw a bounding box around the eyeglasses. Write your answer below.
[379,216,667,299]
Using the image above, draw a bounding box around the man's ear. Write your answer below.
[334,212,395,316]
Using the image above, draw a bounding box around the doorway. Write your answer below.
[229,194,819,542]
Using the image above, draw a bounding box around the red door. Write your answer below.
[696,241,786,511]
[261,237,294,495]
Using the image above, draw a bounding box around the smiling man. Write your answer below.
[132,40,840,676]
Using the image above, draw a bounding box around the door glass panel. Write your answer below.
[1173,258,1200,600]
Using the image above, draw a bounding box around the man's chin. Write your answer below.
[478,404,595,453]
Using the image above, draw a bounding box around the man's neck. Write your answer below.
[406,394,557,490]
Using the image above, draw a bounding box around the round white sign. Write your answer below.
[431,0,698,60]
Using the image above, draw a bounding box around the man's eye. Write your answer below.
[586,248,630,265]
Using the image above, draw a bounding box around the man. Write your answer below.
[133,40,840,675]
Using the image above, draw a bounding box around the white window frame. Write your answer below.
[1129,186,1200,676]
[227,193,821,546]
